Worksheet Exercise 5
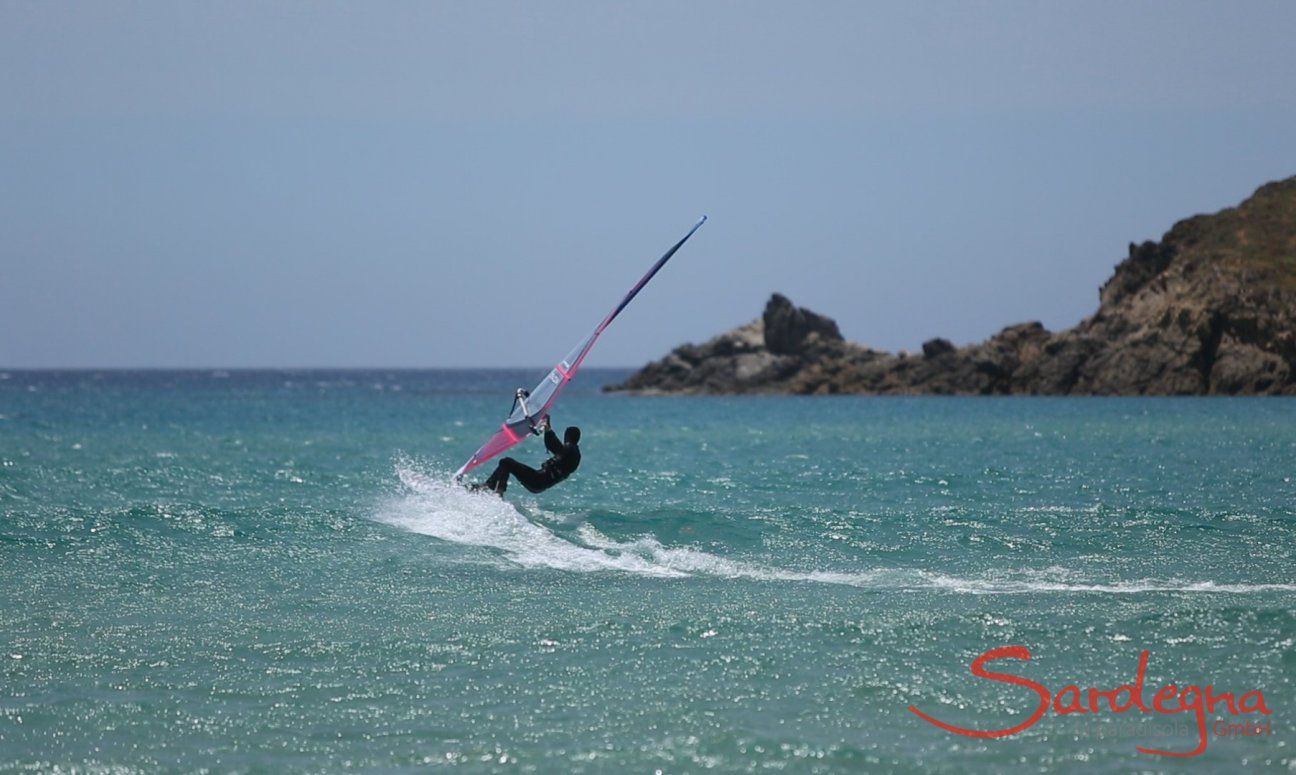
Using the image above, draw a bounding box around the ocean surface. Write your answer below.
[1,369,1293,772]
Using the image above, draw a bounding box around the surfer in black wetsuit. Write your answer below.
[479,416,581,495]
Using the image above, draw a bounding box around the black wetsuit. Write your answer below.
[483,428,580,495]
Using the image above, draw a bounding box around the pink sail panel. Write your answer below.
[454,217,706,479]
[456,424,524,477]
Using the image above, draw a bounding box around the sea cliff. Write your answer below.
[609,177,1296,395]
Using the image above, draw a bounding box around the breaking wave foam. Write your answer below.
[379,461,1296,596]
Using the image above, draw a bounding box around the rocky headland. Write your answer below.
[609,176,1296,395]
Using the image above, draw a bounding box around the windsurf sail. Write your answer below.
[454,216,707,479]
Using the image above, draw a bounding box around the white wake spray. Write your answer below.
[382,463,686,577]
[378,461,1296,595]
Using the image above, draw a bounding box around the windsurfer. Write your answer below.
[475,416,581,495]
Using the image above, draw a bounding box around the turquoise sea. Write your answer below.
[1,369,1293,772]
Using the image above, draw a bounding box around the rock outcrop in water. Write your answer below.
[609,176,1296,395]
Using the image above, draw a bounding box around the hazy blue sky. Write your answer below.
[2,1,1294,368]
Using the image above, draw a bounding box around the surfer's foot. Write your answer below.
[467,482,505,497]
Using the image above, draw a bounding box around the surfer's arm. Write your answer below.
[544,427,563,455]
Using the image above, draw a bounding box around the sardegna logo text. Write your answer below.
[908,646,1272,758]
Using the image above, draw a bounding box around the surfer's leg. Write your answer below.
[482,458,550,495]
[489,458,549,494]
[484,460,511,494]
[511,465,553,494]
